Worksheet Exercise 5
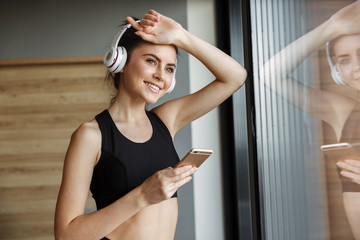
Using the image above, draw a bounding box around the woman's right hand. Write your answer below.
[329,0,360,37]
[139,165,197,205]
[127,10,184,46]
[337,159,360,185]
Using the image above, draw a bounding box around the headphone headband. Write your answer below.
[110,23,133,51]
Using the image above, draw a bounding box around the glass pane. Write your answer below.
[250,0,360,239]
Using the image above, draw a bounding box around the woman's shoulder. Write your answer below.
[71,118,101,147]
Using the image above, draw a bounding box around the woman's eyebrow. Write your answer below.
[142,53,176,67]
[335,54,349,60]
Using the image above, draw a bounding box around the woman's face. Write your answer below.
[120,43,177,104]
[333,34,360,90]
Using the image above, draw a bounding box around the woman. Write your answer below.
[54,10,247,240]
[261,1,360,238]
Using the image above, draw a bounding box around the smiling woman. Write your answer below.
[54,9,247,240]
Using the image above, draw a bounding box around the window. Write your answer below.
[221,0,360,239]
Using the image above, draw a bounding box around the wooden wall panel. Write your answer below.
[0,57,111,239]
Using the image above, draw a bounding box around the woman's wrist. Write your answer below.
[172,27,192,50]
[314,18,341,45]
[131,185,151,210]
[325,13,351,40]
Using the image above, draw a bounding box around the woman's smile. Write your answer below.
[145,81,162,93]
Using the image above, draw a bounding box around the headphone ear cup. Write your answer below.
[105,21,140,74]
[166,77,176,93]
[331,65,346,85]
[107,47,127,73]
[166,60,177,94]
[326,41,346,85]
[103,47,117,69]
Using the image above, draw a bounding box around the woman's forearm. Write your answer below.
[261,0,360,89]
[55,187,148,240]
[262,19,336,87]
[176,27,247,89]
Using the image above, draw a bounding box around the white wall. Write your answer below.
[186,0,225,239]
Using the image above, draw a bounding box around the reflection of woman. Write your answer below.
[54,10,247,240]
[262,1,360,238]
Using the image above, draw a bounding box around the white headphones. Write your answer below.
[104,21,176,93]
[326,41,346,85]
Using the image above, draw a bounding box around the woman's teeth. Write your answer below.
[145,82,160,91]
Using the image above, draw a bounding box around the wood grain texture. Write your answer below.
[0,56,110,239]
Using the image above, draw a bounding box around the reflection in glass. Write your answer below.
[250,0,360,239]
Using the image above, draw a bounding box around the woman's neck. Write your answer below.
[108,92,147,122]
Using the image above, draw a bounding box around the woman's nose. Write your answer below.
[153,68,165,81]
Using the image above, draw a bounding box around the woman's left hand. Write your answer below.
[337,159,360,185]
[127,10,183,45]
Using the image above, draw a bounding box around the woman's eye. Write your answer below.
[166,68,174,73]
[146,59,156,65]
[338,58,350,65]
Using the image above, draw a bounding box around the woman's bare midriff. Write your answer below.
[106,198,178,240]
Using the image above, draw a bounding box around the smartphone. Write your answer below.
[175,148,213,168]
[320,142,360,151]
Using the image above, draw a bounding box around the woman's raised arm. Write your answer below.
[128,10,247,136]
[260,1,360,125]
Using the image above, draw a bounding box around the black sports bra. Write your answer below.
[90,110,179,210]
[336,103,360,192]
